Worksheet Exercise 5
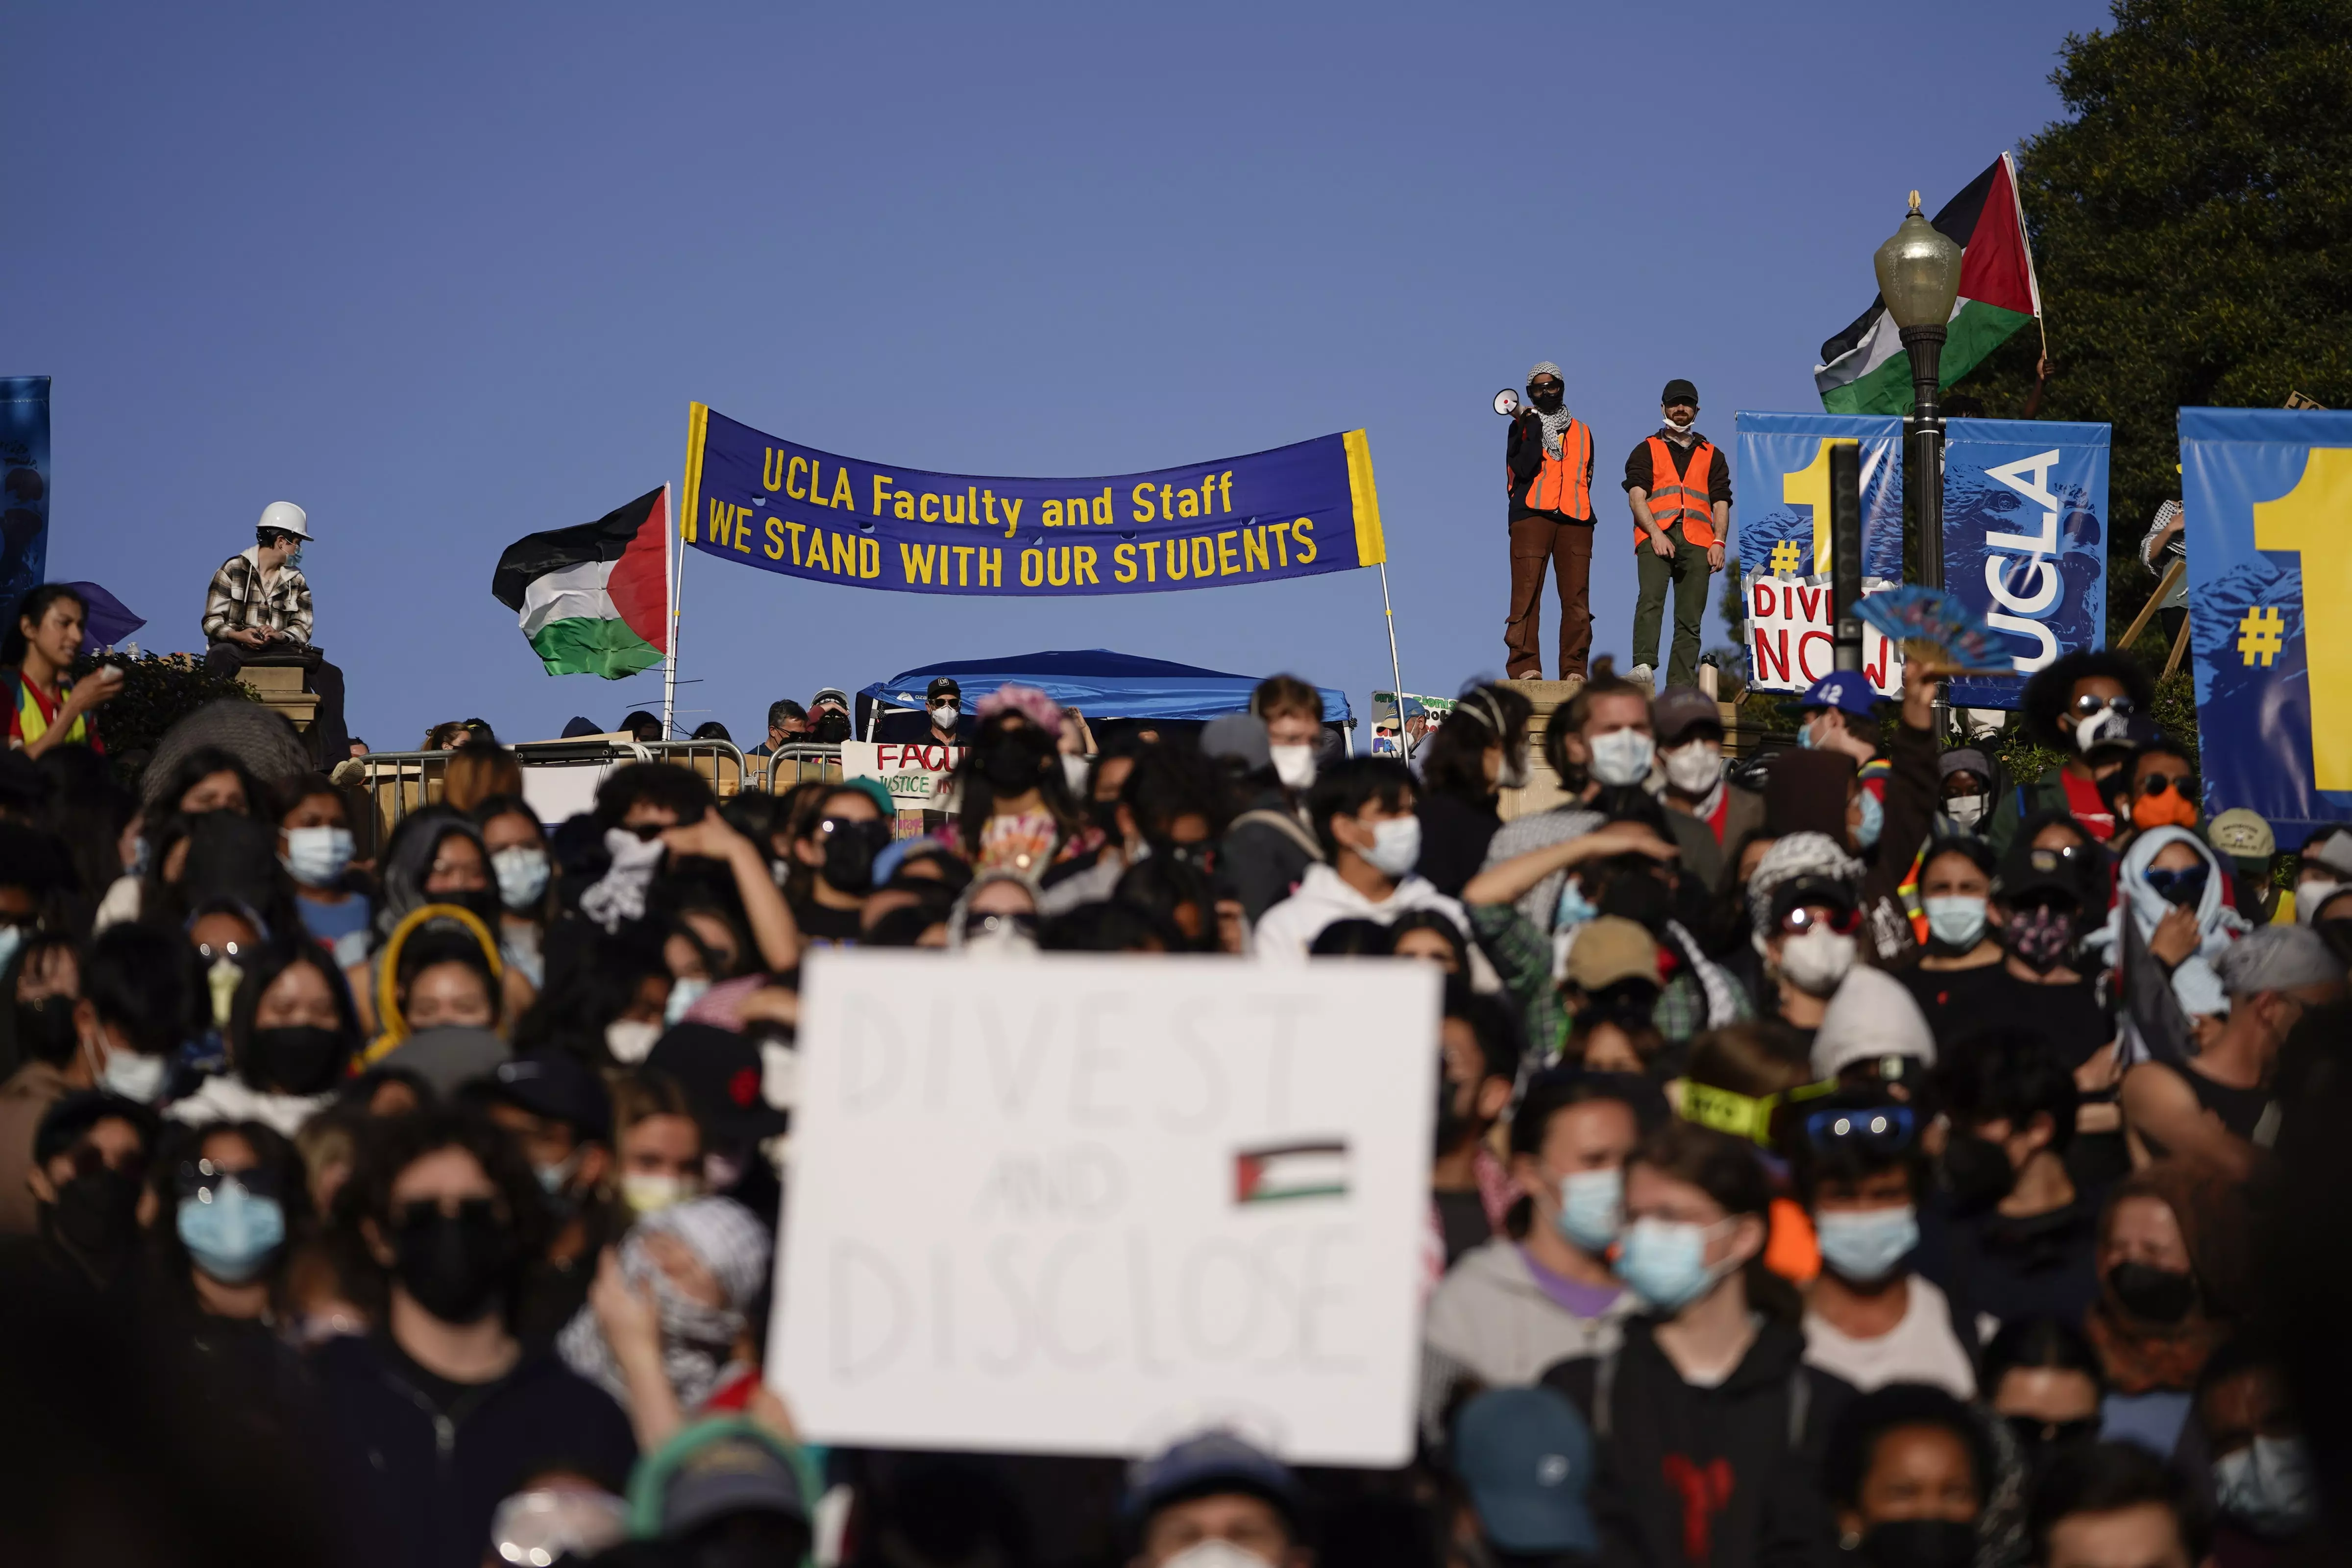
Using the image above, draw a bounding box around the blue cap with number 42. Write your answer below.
[1799,670,1880,718]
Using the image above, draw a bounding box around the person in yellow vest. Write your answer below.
[1623,378,1732,690]
[3,583,121,757]
[1503,361,1597,680]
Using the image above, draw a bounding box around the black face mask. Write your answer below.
[1529,386,1564,414]
[47,1166,142,1264]
[2108,1260,2197,1324]
[243,1024,351,1096]
[14,996,77,1064]
[1941,1133,2016,1213]
[1858,1519,1978,1568]
[810,710,852,744]
[981,731,1051,793]
[1596,864,1673,935]
[1434,1074,1478,1154]
[392,1206,517,1325]
[820,820,887,895]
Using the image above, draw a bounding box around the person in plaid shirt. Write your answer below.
[201,500,350,761]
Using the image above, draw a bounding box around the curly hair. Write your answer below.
[2019,649,2153,749]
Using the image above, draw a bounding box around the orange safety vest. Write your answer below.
[1521,417,1593,518]
[1638,435,1721,548]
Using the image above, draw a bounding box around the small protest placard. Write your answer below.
[840,740,966,808]
[770,951,1439,1466]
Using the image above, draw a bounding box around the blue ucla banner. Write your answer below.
[1939,419,2110,709]
[680,405,1384,597]
[1733,413,1905,693]
[0,378,51,619]
[2180,407,2352,834]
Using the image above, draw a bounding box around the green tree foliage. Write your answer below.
[67,652,257,783]
[1960,0,2352,645]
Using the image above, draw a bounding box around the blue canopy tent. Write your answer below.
[856,649,1351,736]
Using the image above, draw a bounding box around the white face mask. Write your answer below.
[621,1172,698,1217]
[1944,793,1987,828]
[1270,744,1317,791]
[929,701,959,728]
[1358,814,1421,878]
[1776,926,1857,995]
[1497,744,1533,791]
[100,1044,171,1105]
[1588,729,1656,788]
[281,825,355,889]
[491,845,552,911]
[1162,1543,1276,1568]
[605,1018,661,1063]
[1662,738,1722,796]
[1059,752,1090,796]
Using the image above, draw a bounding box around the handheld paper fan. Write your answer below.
[1855,585,2008,676]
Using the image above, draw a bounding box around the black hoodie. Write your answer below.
[1543,1316,1853,1568]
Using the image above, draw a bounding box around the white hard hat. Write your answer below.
[256,500,312,540]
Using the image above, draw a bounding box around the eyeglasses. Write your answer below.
[176,1157,279,1203]
[1798,1100,1919,1157]
[1780,904,1860,937]
[2069,693,2136,719]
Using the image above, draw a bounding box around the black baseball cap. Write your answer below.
[1996,839,2096,907]
[488,1052,612,1142]
[645,1023,790,1148]
[1124,1431,1303,1535]
[1661,378,1699,406]
[927,676,962,702]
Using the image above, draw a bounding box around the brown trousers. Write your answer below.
[1504,513,1594,679]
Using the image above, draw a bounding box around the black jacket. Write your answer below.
[1544,1316,1852,1568]
[314,1334,637,1568]
[1223,784,1324,924]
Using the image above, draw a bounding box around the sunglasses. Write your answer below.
[1780,904,1860,937]
[64,1142,146,1184]
[818,817,892,850]
[2144,865,2209,905]
[176,1156,279,1203]
[2069,694,2137,719]
[2137,772,2192,797]
[1798,1100,1919,1158]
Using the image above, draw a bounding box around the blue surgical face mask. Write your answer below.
[281,825,355,889]
[1556,1167,1623,1253]
[1797,718,1821,750]
[1814,1204,1920,1284]
[1556,877,1599,932]
[1924,894,1988,950]
[1616,1216,1730,1312]
[1853,788,1885,850]
[664,976,711,1026]
[492,845,552,911]
[177,1177,287,1284]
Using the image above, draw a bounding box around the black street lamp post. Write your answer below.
[1874,190,1964,719]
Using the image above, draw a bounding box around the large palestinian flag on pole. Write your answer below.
[491,487,670,678]
[1814,152,2042,415]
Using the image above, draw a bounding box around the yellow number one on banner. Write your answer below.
[2252,447,2352,790]
[1783,438,1837,576]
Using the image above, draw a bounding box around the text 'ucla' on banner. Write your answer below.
[680,404,1385,597]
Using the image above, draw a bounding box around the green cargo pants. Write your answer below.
[1631,521,1715,689]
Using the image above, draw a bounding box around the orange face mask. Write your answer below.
[2133,779,2200,830]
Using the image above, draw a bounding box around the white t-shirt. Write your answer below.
[1802,1274,1977,1398]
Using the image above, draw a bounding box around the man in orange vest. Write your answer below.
[1623,378,1732,690]
[1503,361,1596,680]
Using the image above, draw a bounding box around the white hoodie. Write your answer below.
[1250,863,1475,963]
[166,1072,335,1140]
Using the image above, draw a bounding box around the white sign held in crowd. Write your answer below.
[772,950,1440,1466]
[840,739,967,807]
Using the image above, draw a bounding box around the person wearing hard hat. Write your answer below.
[200,501,350,762]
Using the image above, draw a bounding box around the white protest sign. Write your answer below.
[841,740,966,807]
[1743,575,1907,696]
[772,950,1439,1466]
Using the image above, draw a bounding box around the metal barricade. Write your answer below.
[340,749,457,858]
[753,742,844,794]
[636,738,754,800]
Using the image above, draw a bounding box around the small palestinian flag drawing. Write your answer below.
[491,487,670,679]
[1234,1140,1350,1205]
[1814,152,2042,416]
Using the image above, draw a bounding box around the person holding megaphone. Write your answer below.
[1499,362,1597,681]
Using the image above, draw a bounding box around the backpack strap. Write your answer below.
[1593,1347,1617,1441]
[1787,1367,1811,1448]
[1231,808,1325,864]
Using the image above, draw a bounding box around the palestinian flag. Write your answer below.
[491,487,670,678]
[1814,152,2042,415]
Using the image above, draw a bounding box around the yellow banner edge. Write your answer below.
[681,402,710,544]
[1344,429,1385,566]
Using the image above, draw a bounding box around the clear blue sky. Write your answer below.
[16,2,2111,749]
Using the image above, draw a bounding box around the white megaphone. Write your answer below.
[1494,388,1521,417]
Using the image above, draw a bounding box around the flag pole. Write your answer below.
[1378,560,1412,762]
[662,482,682,741]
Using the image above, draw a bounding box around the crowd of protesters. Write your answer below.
[0,567,2344,1568]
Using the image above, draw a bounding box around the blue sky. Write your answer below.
[16,2,2112,749]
